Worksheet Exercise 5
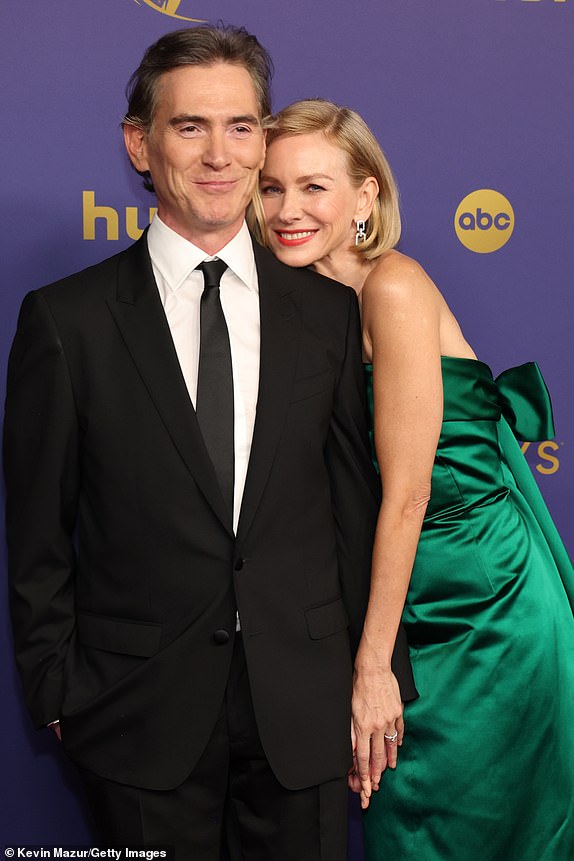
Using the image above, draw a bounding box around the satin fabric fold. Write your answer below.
[494,361,554,441]
[362,356,574,861]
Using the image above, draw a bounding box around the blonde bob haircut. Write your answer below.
[249,98,401,259]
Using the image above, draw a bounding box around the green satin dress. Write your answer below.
[362,357,574,861]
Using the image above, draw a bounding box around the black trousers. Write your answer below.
[78,634,348,860]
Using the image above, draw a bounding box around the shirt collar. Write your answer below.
[147,215,258,294]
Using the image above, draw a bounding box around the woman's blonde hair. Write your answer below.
[249,98,401,259]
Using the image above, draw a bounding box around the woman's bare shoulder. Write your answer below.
[361,250,438,308]
[363,251,475,359]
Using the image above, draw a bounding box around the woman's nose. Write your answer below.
[277,190,302,222]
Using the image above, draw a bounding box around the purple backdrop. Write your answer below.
[1,0,572,854]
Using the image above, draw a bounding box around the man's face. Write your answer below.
[125,62,266,252]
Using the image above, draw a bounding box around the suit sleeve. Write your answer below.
[325,289,417,702]
[3,290,80,727]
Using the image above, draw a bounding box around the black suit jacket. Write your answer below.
[4,233,415,790]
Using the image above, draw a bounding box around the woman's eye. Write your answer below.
[307,184,325,192]
[260,184,282,195]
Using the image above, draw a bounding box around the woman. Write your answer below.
[251,99,574,860]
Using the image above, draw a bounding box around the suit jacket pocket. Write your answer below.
[305,597,349,640]
[77,612,162,657]
[290,369,332,404]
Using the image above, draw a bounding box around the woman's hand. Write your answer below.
[348,718,362,795]
[352,658,404,809]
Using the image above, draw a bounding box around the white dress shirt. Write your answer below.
[147,215,260,535]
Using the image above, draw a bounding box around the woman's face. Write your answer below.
[260,132,368,269]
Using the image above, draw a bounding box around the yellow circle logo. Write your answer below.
[133,0,205,22]
[454,189,515,253]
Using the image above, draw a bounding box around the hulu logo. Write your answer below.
[83,191,156,241]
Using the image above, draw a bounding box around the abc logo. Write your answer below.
[455,189,515,253]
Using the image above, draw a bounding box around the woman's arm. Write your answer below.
[352,252,444,808]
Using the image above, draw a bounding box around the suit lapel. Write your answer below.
[237,242,300,540]
[106,234,233,534]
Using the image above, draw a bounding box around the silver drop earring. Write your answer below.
[355,219,367,245]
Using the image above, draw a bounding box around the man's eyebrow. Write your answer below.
[168,114,261,127]
[228,114,260,125]
[168,114,204,128]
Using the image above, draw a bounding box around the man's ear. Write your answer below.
[258,127,267,171]
[123,123,150,172]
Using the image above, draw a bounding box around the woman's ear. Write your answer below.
[355,176,379,223]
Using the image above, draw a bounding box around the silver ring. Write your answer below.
[384,731,398,743]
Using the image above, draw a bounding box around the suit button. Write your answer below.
[234,558,244,571]
[213,629,230,645]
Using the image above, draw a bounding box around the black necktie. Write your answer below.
[196,259,234,516]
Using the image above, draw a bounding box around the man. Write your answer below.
[4,25,415,859]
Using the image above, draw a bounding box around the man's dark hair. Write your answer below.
[124,24,273,131]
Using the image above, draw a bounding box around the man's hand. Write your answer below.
[352,665,404,809]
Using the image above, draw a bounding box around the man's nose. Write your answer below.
[202,130,232,169]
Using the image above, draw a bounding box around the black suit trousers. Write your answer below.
[78,633,348,861]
